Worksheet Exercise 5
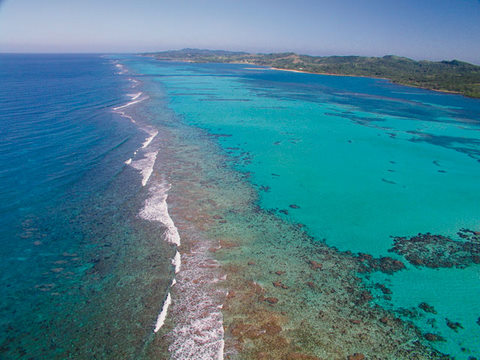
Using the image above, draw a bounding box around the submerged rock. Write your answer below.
[381,178,396,185]
[445,318,463,332]
[308,260,323,270]
[273,281,289,289]
[424,333,446,342]
[356,253,405,274]
[390,229,480,269]
[264,297,279,304]
[380,316,389,324]
[419,302,437,314]
[355,290,373,305]
[263,321,282,335]
[375,283,392,295]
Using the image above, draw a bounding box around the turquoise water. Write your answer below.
[125,57,480,358]
[2,54,479,358]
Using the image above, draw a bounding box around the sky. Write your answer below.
[0,0,479,63]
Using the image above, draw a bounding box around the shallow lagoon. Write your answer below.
[127,57,480,358]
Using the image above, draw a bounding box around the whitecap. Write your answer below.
[142,130,158,149]
[154,292,172,333]
[113,98,145,111]
[129,151,158,187]
[139,181,181,246]
[172,250,181,274]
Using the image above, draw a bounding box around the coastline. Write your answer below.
[269,66,465,97]
[143,55,473,98]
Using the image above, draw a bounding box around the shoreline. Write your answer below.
[269,66,465,96]
[142,55,470,98]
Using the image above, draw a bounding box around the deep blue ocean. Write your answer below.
[0,54,176,359]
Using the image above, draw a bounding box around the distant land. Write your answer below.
[143,49,480,98]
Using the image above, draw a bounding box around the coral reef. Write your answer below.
[389,229,480,268]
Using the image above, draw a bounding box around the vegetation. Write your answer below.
[143,49,480,98]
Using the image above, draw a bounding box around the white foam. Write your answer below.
[113,98,144,111]
[128,92,142,100]
[166,240,226,360]
[217,339,224,360]
[169,307,225,359]
[125,158,132,165]
[212,275,227,283]
[142,130,158,149]
[139,181,181,246]
[154,292,172,333]
[115,63,128,74]
[128,78,140,88]
[112,92,148,125]
[129,151,158,186]
[172,250,181,274]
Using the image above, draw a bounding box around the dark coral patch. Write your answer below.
[419,302,437,314]
[389,229,480,268]
[445,318,463,332]
[424,333,446,342]
[356,253,406,274]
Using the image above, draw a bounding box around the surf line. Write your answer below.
[112,91,149,124]
[128,151,158,187]
[112,63,159,174]
[154,282,174,332]
[142,130,159,149]
[112,61,149,124]
[139,181,182,333]
[113,96,145,111]
[112,62,181,335]
[125,127,158,186]
[112,70,159,186]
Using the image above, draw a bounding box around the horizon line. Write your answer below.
[0,49,478,66]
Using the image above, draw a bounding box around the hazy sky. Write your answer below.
[0,0,479,63]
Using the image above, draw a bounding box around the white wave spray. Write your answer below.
[139,182,181,246]
[130,151,158,187]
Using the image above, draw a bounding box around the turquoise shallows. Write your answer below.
[126,57,480,359]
